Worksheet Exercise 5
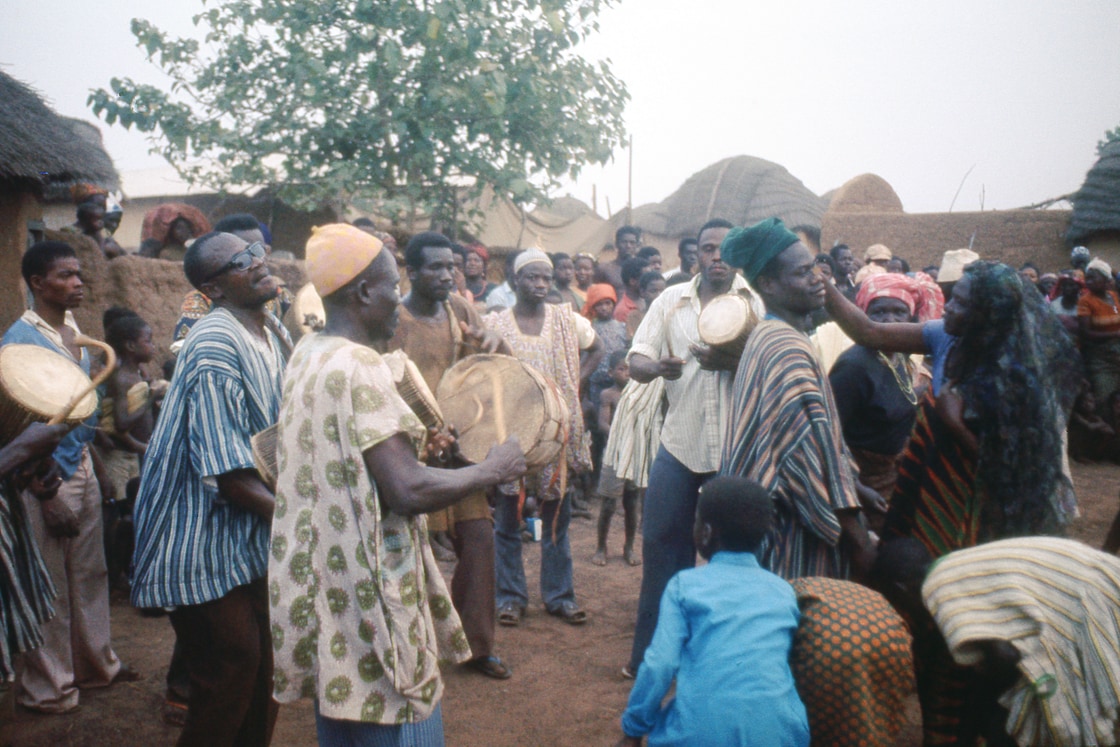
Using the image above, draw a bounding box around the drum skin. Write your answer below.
[436,354,567,470]
[0,344,98,442]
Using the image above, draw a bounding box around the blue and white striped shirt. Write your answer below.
[130,308,287,608]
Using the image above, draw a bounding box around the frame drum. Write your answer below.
[0,344,99,443]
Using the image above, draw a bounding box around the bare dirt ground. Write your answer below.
[4,462,1118,747]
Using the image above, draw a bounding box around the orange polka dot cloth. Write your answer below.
[789,577,915,746]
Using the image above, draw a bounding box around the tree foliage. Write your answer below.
[90,0,629,229]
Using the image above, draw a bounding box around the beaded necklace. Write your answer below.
[877,351,918,405]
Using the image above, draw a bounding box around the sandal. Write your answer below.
[465,655,512,680]
[497,604,523,627]
[547,601,588,625]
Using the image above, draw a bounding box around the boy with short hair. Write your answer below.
[616,476,810,747]
[593,350,641,566]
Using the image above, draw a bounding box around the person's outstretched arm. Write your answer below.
[824,282,929,354]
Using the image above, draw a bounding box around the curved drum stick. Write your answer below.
[48,335,116,426]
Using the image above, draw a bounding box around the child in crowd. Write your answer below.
[616,476,809,747]
[1068,386,1120,463]
[593,351,641,566]
[625,270,667,338]
[99,310,161,588]
[100,312,163,499]
[582,283,630,485]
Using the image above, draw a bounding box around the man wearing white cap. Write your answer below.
[132,230,290,746]
[269,225,526,743]
[484,248,603,626]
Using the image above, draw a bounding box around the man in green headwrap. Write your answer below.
[718,218,878,581]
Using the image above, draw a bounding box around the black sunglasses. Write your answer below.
[203,242,266,283]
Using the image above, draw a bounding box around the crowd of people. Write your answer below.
[2,201,1120,747]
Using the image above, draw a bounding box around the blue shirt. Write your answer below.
[622,552,810,747]
[1,315,96,480]
[921,319,958,396]
[130,308,287,607]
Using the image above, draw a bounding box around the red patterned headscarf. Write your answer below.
[856,272,943,321]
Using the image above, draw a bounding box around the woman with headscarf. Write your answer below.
[1078,257,1120,409]
[138,203,211,260]
[826,262,1080,745]
[828,273,942,514]
[828,261,1078,552]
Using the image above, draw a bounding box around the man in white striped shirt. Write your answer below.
[624,218,760,677]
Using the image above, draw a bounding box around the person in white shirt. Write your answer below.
[623,218,762,677]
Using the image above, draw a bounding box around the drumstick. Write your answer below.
[48,335,116,426]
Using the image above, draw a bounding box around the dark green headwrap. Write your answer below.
[720,217,801,284]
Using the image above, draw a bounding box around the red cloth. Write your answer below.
[613,292,640,322]
[856,272,943,322]
[140,203,211,247]
[464,242,489,262]
[581,283,617,319]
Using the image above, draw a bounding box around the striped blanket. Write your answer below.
[924,537,1120,746]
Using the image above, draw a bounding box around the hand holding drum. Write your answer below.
[696,292,759,369]
[482,436,527,484]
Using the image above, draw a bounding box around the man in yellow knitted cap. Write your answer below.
[270,225,526,742]
[132,230,291,745]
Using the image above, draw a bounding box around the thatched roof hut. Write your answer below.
[0,72,120,197]
[655,156,829,237]
[1067,141,1120,246]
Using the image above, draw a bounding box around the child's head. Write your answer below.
[593,298,615,321]
[1075,387,1097,415]
[608,349,629,387]
[639,271,666,304]
[693,476,772,559]
[102,305,140,332]
[106,314,154,363]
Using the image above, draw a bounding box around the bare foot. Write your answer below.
[624,549,641,566]
[591,550,607,566]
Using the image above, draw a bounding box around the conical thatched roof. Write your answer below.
[655,156,828,237]
[1068,141,1120,245]
[827,173,904,214]
[0,72,120,197]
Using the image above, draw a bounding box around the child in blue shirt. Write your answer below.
[617,476,810,747]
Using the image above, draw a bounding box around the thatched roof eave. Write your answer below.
[0,72,120,199]
[1067,141,1120,245]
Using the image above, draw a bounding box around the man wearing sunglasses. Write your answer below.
[171,213,291,355]
[132,231,291,747]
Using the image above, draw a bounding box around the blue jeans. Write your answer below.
[494,494,575,612]
[315,702,444,746]
[627,447,714,671]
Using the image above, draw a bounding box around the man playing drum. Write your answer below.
[387,230,515,680]
[270,224,525,744]
[484,249,603,627]
[623,219,759,678]
[1,241,140,713]
[131,231,290,746]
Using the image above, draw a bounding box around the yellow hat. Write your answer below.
[305,224,383,297]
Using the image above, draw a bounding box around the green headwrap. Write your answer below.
[720,217,801,284]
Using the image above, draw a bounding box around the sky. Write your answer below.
[3,0,1119,215]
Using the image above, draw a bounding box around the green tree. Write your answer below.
[1100,125,1120,156]
[90,0,628,232]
